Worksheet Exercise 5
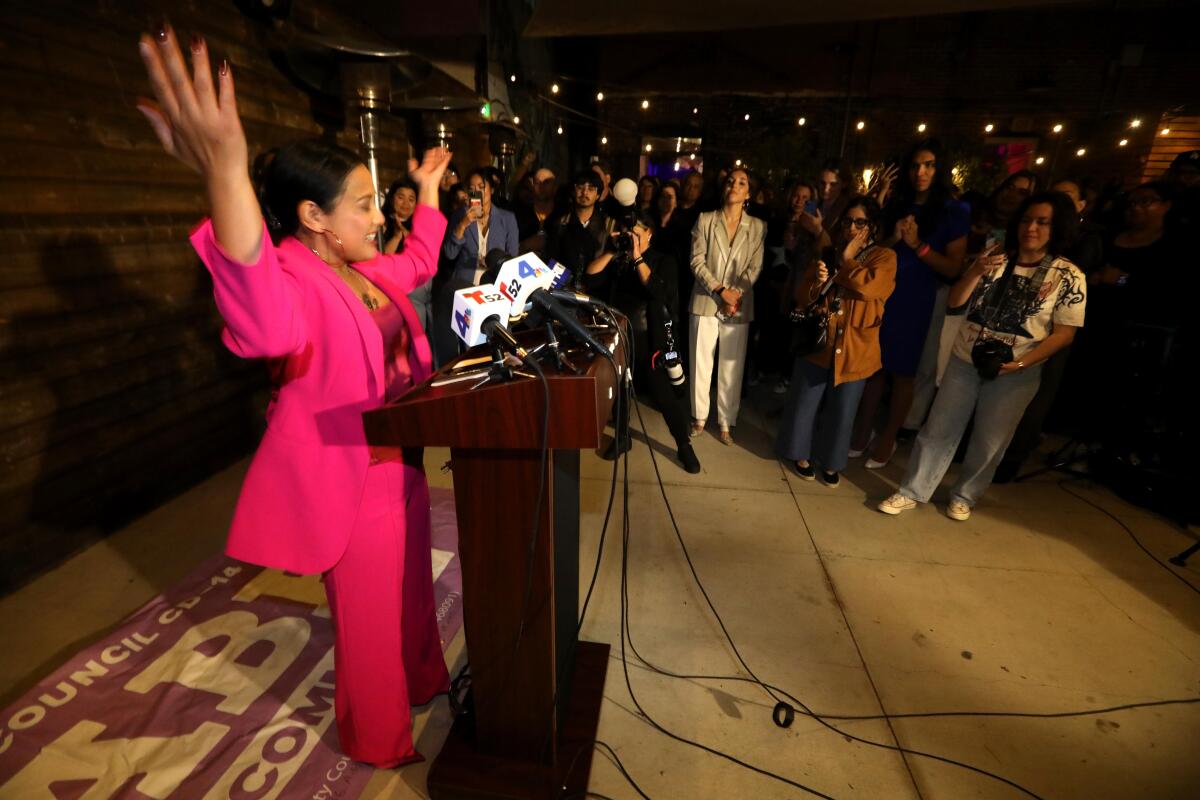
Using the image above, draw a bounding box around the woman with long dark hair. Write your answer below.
[383,178,439,362]
[777,196,896,485]
[137,27,452,768]
[879,192,1086,520]
[850,139,970,468]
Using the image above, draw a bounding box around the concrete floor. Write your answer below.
[3,387,1199,799]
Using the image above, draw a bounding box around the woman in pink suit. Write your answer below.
[136,26,452,768]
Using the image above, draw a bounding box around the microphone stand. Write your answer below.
[532,321,582,375]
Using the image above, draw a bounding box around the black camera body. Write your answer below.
[971,338,1014,380]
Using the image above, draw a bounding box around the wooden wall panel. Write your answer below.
[0,0,417,591]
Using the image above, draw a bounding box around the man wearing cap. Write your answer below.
[546,170,615,286]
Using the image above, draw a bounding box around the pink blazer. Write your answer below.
[190,205,448,574]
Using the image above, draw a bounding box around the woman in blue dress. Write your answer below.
[850,139,969,468]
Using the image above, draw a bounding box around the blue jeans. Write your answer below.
[900,356,1042,507]
[776,357,867,473]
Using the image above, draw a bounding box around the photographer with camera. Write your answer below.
[879,192,1086,521]
[585,209,702,473]
[776,197,896,486]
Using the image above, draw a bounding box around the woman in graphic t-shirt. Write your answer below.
[877,192,1087,521]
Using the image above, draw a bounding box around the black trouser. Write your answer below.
[614,325,691,449]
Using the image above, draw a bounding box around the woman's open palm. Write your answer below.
[136,26,247,180]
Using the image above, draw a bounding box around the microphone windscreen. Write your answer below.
[481,248,511,284]
[612,178,638,207]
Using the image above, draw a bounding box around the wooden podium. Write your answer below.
[362,328,623,799]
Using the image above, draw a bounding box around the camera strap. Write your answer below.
[973,252,1054,347]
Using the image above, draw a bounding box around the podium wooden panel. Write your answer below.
[362,328,623,799]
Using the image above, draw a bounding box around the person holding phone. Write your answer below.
[777,197,896,485]
[441,168,519,287]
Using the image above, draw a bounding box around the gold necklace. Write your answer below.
[310,246,379,310]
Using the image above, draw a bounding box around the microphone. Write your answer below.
[480,248,511,285]
[546,289,610,309]
[480,316,529,360]
[528,289,612,360]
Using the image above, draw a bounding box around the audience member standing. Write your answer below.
[434,169,518,359]
[879,192,1086,521]
[852,140,969,467]
[546,170,613,285]
[777,197,896,486]
[688,168,766,445]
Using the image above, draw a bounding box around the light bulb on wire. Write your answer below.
[797,117,806,126]
[596,91,604,102]
[551,83,559,94]
[641,99,649,110]
[556,124,563,135]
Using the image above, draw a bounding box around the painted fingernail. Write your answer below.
[190,34,203,53]
[219,59,229,76]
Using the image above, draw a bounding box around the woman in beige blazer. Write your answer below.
[688,168,766,444]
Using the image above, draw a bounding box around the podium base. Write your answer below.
[427,640,610,800]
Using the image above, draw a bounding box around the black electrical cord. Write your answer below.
[618,394,1049,800]
[1057,479,1200,597]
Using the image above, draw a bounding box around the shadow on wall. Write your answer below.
[0,232,265,594]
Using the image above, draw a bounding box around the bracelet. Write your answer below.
[915,242,932,258]
[632,256,645,266]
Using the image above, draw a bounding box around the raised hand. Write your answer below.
[136,26,246,181]
[408,147,453,207]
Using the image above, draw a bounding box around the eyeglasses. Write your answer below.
[1128,196,1164,208]
[839,218,870,229]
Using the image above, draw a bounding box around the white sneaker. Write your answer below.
[878,493,916,515]
[946,500,971,521]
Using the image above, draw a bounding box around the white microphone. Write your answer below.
[451,285,513,348]
[492,253,559,316]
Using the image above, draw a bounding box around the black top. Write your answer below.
[581,247,679,354]
[545,208,613,283]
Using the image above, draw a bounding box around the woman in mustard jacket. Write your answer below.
[776,196,896,486]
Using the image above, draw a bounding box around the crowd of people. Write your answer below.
[379,138,1196,519]
[137,23,1198,771]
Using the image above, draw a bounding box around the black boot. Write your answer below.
[677,442,701,473]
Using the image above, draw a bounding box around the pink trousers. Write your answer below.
[323,459,450,767]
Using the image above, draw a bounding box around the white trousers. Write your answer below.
[690,314,750,429]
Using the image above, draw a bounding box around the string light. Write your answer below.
[1130,118,1142,128]
[1075,147,1087,157]
[509,74,516,83]
[692,106,698,114]
[645,143,652,152]
[556,124,563,135]
[744,113,750,121]
[1119,139,1128,146]
[601,136,608,145]
[862,167,873,186]
[985,123,994,133]
[512,115,520,125]
[1035,156,1046,165]
[917,122,927,132]
[735,159,742,166]
[1161,128,1171,136]
[551,83,560,94]
[674,161,680,171]
[855,120,865,131]
[797,117,806,126]
[1052,123,1063,133]
[641,99,649,110]
[596,91,604,101]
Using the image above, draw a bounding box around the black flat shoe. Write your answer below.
[678,443,701,474]
[820,470,840,487]
[791,461,815,480]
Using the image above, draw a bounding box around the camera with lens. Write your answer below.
[652,318,686,386]
[971,338,1014,380]
[612,205,638,261]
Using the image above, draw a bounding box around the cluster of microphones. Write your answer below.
[450,250,614,366]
